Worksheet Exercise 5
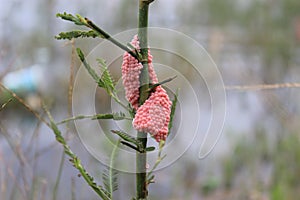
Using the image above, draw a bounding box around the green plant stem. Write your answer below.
[44,106,111,200]
[52,151,65,200]
[136,1,154,199]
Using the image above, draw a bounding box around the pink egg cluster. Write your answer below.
[133,86,172,142]
[121,35,172,142]
[121,35,158,110]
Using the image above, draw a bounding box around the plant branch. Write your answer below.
[43,105,111,200]
[136,0,155,199]
[56,13,140,60]
[0,83,50,128]
[85,19,138,58]
[146,141,166,184]
[76,48,131,112]
[0,98,12,112]
[57,112,131,125]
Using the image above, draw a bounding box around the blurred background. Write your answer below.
[1,0,300,199]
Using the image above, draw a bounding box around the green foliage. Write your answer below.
[145,146,155,152]
[111,130,143,152]
[56,12,139,60]
[56,12,110,41]
[168,89,178,135]
[92,112,127,120]
[270,134,300,200]
[97,58,116,96]
[57,112,130,125]
[56,12,87,26]
[147,141,166,184]
[271,184,286,200]
[56,4,168,199]
[201,177,219,196]
[55,30,100,40]
[44,107,111,200]
[221,129,271,190]
[76,48,131,112]
[76,48,105,88]
[148,76,177,92]
[102,140,120,199]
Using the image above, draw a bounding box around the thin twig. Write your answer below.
[225,82,300,91]
[7,167,27,199]
[57,113,131,125]
[0,123,30,199]
[146,141,166,184]
[0,83,50,128]
[52,151,65,200]
[71,177,76,200]
[0,98,12,111]
[68,39,76,119]
[84,18,139,60]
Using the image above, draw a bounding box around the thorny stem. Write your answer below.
[136,0,155,199]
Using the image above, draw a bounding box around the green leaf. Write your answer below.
[92,112,127,120]
[97,59,116,95]
[56,112,130,125]
[76,48,105,88]
[147,175,155,184]
[55,30,101,40]
[126,103,135,118]
[111,130,143,152]
[102,140,120,198]
[148,76,177,91]
[168,89,178,135]
[76,48,84,61]
[146,146,155,152]
[97,58,106,66]
[56,12,87,26]
[120,141,142,152]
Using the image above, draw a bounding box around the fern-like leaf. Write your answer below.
[102,140,120,198]
[55,30,100,40]
[56,12,87,26]
[111,130,143,152]
[97,58,116,95]
[44,107,111,200]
